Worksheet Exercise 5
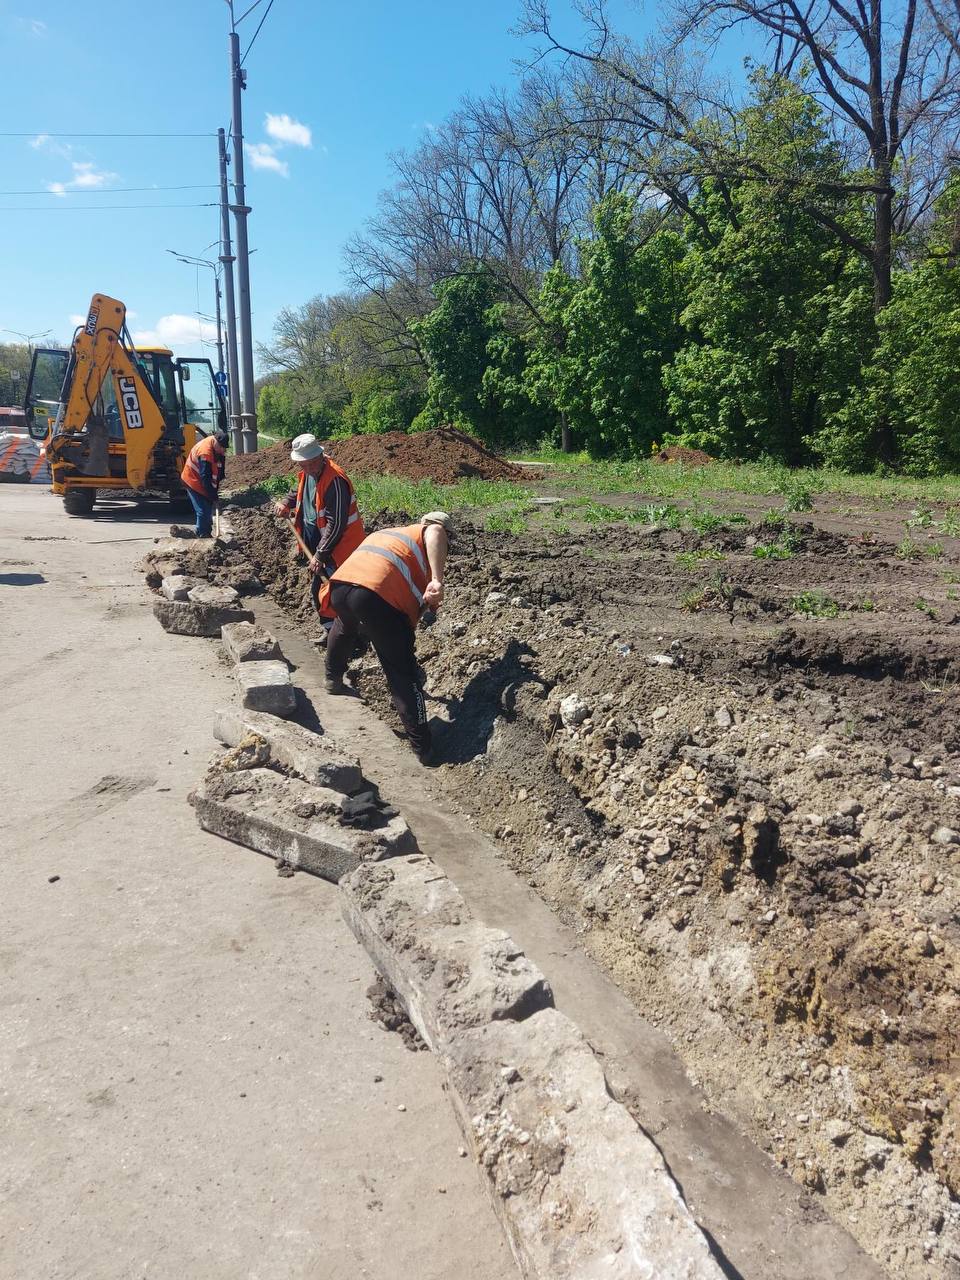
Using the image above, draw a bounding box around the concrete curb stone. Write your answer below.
[340,856,554,1053]
[153,599,254,636]
[221,621,282,663]
[214,707,362,791]
[235,660,297,716]
[160,574,200,602]
[188,582,241,608]
[445,1008,726,1280]
[190,766,416,881]
[340,853,724,1279]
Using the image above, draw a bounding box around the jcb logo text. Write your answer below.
[118,377,144,429]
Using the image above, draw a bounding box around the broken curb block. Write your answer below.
[235,660,296,716]
[190,766,416,881]
[221,620,282,663]
[214,707,362,790]
[445,1008,725,1280]
[160,574,200,602]
[152,599,254,636]
[340,855,553,1053]
[188,582,240,608]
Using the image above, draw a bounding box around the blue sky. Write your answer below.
[0,0,650,370]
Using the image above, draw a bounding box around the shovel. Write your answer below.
[279,511,329,581]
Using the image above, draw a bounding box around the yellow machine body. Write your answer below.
[24,293,226,515]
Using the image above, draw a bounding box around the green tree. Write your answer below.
[524,193,687,455]
[823,176,960,474]
[663,77,874,463]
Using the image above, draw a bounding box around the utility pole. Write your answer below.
[217,127,242,451]
[228,28,258,453]
[212,275,225,377]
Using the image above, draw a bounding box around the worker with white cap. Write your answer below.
[275,433,364,615]
[320,512,453,764]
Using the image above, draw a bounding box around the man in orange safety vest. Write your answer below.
[323,511,451,764]
[274,433,364,616]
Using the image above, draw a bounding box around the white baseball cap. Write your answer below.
[421,510,453,532]
[290,433,325,463]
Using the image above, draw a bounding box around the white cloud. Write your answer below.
[30,133,49,149]
[16,16,47,35]
[132,314,217,352]
[245,142,289,177]
[46,161,119,197]
[265,113,312,148]
[68,314,85,327]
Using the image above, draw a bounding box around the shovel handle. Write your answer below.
[280,512,329,581]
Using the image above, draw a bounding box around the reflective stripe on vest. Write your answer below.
[330,523,429,627]
[352,544,425,605]
[181,435,222,495]
[294,457,363,563]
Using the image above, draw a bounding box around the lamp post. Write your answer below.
[2,327,52,349]
[166,251,225,376]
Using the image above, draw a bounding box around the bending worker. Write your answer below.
[179,429,228,538]
[275,433,364,614]
[322,512,451,765]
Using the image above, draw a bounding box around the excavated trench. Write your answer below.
[227,503,960,1280]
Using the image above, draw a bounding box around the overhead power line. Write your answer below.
[0,184,219,195]
[241,0,277,65]
[0,131,216,138]
[0,201,219,212]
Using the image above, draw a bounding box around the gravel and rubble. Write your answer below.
[230,502,960,1279]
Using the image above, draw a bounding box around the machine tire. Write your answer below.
[63,488,96,516]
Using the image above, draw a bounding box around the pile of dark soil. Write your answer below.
[226,427,526,490]
[653,445,715,465]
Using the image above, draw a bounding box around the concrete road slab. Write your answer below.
[0,487,514,1280]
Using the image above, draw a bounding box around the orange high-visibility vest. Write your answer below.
[181,435,224,497]
[329,523,429,628]
[294,457,364,565]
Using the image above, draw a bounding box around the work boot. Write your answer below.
[168,525,196,539]
[324,674,346,694]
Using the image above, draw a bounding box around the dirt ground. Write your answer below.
[231,486,960,1280]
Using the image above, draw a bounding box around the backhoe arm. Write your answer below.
[49,294,166,489]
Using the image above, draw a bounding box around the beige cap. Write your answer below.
[290,433,325,463]
[421,510,452,532]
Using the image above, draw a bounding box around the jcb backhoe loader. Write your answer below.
[24,293,226,515]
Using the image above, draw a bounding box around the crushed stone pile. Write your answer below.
[225,427,528,489]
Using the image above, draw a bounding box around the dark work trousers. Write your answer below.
[326,582,429,753]
[301,522,335,618]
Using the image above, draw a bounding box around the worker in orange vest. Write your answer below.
[178,429,228,538]
[323,512,451,764]
[275,433,364,616]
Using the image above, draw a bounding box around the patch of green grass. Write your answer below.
[484,510,529,535]
[914,597,939,618]
[753,542,792,560]
[943,570,960,584]
[938,508,960,537]
[640,502,683,527]
[790,590,840,618]
[779,481,814,513]
[896,536,923,561]
[852,597,877,612]
[680,587,708,611]
[510,447,960,506]
[906,505,934,529]
[947,589,959,601]
[676,548,726,567]
[686,507,726,533]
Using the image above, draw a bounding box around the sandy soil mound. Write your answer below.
[654,445,715,465]
[226,428,526,489]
